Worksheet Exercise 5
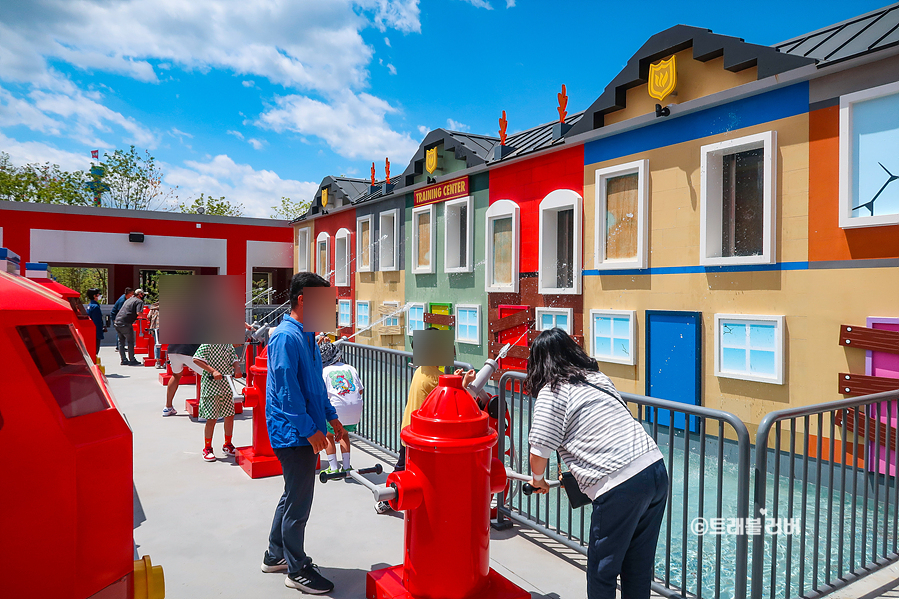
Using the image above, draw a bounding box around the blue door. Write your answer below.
[645,311,702,432]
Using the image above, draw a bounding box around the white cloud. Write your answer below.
[446,118,469,132]
[387,63,397,75]
[170,127,193,139]
[166,154,318,218]
[242,80,255,87]
[248,138,265,150]
[0,132,89,172]
[505,0,515,6]
[227,130,245,140]
[257,92,419,160]
[384,37,391,47]
[462,0,494,9]
[417,125,429,136]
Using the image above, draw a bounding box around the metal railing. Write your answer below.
[495,371,752,599]
[334,340,472,456]
[751,389,899,599]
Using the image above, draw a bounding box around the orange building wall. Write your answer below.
[808,105,899,261]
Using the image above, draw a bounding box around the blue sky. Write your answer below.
[0,0,888,217]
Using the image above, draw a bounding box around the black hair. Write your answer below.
[410,325,439,349]
[289,272,330,310]
[124,287,133,294]
[524,327,598,396]
[86,288,101,301]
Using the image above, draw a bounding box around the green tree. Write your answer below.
[270,196,309,220]
[98,146,177,210]
[50,266,109,301]
[178,193,245,217]
[0,152,90,204]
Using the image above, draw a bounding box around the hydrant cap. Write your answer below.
[409,374,489,440]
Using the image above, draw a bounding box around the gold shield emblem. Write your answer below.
[321,187,328,208]
[425,147,438,174]
[648,56,677,102]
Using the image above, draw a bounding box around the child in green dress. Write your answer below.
[193,343,242,462]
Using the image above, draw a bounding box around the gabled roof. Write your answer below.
[352,179,395,205]
[775,3,899,66]
[566,24,817,137]
[487,111,585,163]
[396,128,499,188]
[304,175,369,217]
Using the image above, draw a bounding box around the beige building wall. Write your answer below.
[354,270,405,349]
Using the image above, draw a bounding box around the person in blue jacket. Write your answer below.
[86,288,105,359]
[261,272,346,594]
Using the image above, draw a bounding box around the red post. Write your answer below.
[236,348,282,478]
[367,375,528,599]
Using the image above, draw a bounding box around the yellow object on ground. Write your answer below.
[134,555,165,599]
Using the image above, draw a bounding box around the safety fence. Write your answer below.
[751,389,899,599]
[334,341,899,599]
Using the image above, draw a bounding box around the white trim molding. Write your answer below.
[839,80,899,229]
[594,159,649,271]
[485,199,520,293]
[411,204,436,274]
[407,302,426,335]
[378,209,400,272]
[714,314,785,384]
[538,189,583,295]
[355,300,371,330]
[316,231,330,278]
[337,299,352,328]
[334,228,352,287]
[356,215,374,272]
[589,309,636,366]
[535,307,574,334]
[444,195,473,273]
[699,130,776,266]
[455,303,481,346]
[296,227,311,273]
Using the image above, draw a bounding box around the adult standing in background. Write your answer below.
[85,288,105,361]
[111,287,132,351]
[261,272,346,594]
[147,301,163,368]
[114,288,145,366]
[525,328,668,599]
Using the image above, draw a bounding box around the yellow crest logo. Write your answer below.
[425,147,438,174]
[321,187,328,208]
[648,56,677,102]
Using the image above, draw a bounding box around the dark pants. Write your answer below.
[268,445,317,575]
[587,459,668,599]
[394,446,406,472]
[115,324,135,362]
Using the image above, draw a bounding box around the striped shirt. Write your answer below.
[529,371,663,499]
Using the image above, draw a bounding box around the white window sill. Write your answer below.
[539,286,581,296]
[595,355,636,366]
[715,371,783,385]
[445,266,473,274]
[700,254,773,267]
[593,260,645,271]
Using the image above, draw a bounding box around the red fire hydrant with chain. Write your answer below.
[236,347,282,479]
[366,374,529,599]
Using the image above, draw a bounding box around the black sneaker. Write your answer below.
[285,563,333,594]
[120,360,128,365]
[127,360,141,366]
[260,551,288,573]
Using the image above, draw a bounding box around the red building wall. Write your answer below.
[311,209,356,337]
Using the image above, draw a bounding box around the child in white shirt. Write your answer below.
[319,338,364,472]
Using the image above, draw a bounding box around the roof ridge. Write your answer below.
[774,3,899,48]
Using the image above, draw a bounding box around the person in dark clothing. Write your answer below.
[260,272,346,594]
[114,288,145,365]
[163,343,204,416]
[111,288,132,351]
[85,288,105,360]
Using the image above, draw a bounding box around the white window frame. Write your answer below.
[538,189,583,294]
[589,309,636,366]
[699,130,776,266]
[714,314,785,385]
[337,299,352,328]
[383,300,400,327]
[535,307,573,334]
[839,80,899,229]
[315,231,330,278]
[379,209,399,272]
[356,215,373,272]
[485,199,520,293]
[594,159,649,270]
[407,302,426,335]
[355,301,370,330]
[296,227,310,272]
[454,304,481,346]
[334,228,352,287]
[411,204,436,274]
[444,195,473,273]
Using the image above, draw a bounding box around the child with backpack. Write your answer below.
[318,338,364,473]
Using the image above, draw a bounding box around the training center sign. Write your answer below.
[413,175,469,207]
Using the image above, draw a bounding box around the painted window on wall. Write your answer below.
[536,308,572,334]
[357,216,372,272]
[335,228,351,287]
[316,232,330,278]
[379,210,398,271]
[492,217,513,285]
[606,174,638,260]
[356,301,370,329]
[407,303,425,334]
[412,205,435,274]
[538,190,583,295]
[297,228,310,272]
[338,300,352,327]
[840,81,899,228]
[595,159,649,271]
[485,200,520,293]
[714,314,784,384]
[383,301,399,327]
[700,132,775,267]
[456,305,480,345]
[590,310,635,365]
[445,196,472,273]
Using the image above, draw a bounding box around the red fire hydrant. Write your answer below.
[366,375,529,599]
[236,347,282,479]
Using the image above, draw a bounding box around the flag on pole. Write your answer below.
[91,150,99,159]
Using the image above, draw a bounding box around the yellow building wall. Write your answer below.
[293,223,315,273]
[604,49,758,126]
[353,270,405,349]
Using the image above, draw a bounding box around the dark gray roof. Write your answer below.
[566,24,816,137]
[775,3,899,66]
[352,180,395,205]
[396,128,499,188]
[488,111,585,163]
[303,175,369,218]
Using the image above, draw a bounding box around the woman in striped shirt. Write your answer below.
[526,328,668,599]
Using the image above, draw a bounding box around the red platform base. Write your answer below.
[143,356,158,367]
[366,566,529,599]
[236,447,283,478]
[158,372,196,385]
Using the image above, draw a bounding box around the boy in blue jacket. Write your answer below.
[86,288,105,360]
[261,272,346,594]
